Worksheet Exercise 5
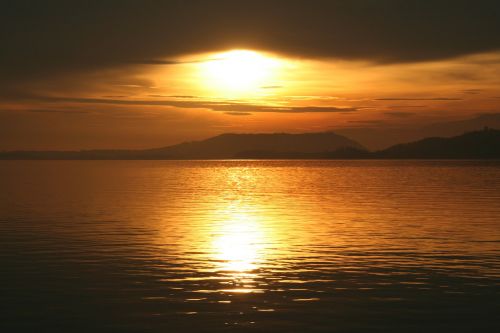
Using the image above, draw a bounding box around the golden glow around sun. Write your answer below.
[200,50,282,95]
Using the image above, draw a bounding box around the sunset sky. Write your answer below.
[1,0,500,150]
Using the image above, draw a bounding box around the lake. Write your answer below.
[1,160,499,332]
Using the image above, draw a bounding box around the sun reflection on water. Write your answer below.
[213,212,263,273]
[209,205,269,295]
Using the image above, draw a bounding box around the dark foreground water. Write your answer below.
[1,160,499,332]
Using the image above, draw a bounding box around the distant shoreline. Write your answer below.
[1,128,498,160]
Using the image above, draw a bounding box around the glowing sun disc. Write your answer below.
[201,50,281,93]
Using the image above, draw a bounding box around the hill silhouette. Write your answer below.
[147,132,363,159]
[234,129,500,159]
[375,127,500,159]
[0,128,498,160]
[0,132,363,160]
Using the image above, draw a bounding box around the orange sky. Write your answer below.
[1,1,500,150]
[2,49,500,150]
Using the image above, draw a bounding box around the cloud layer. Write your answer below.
[16,95,359,114]
[2,0,500,83]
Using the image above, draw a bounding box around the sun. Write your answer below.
[200,50,281,95]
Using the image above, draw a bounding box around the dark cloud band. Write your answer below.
[15,94,359,114]
[1,0,500,83]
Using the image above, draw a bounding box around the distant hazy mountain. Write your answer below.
[375,128,500,159]
[0,132,363,160]
[148,132,364,159]
[229,128,500,159]
[335,113,500,150]
[1,129,497,160]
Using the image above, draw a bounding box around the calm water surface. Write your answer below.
[1,160,499,332]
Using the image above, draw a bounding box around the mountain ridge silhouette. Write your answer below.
[0,129,498,160]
